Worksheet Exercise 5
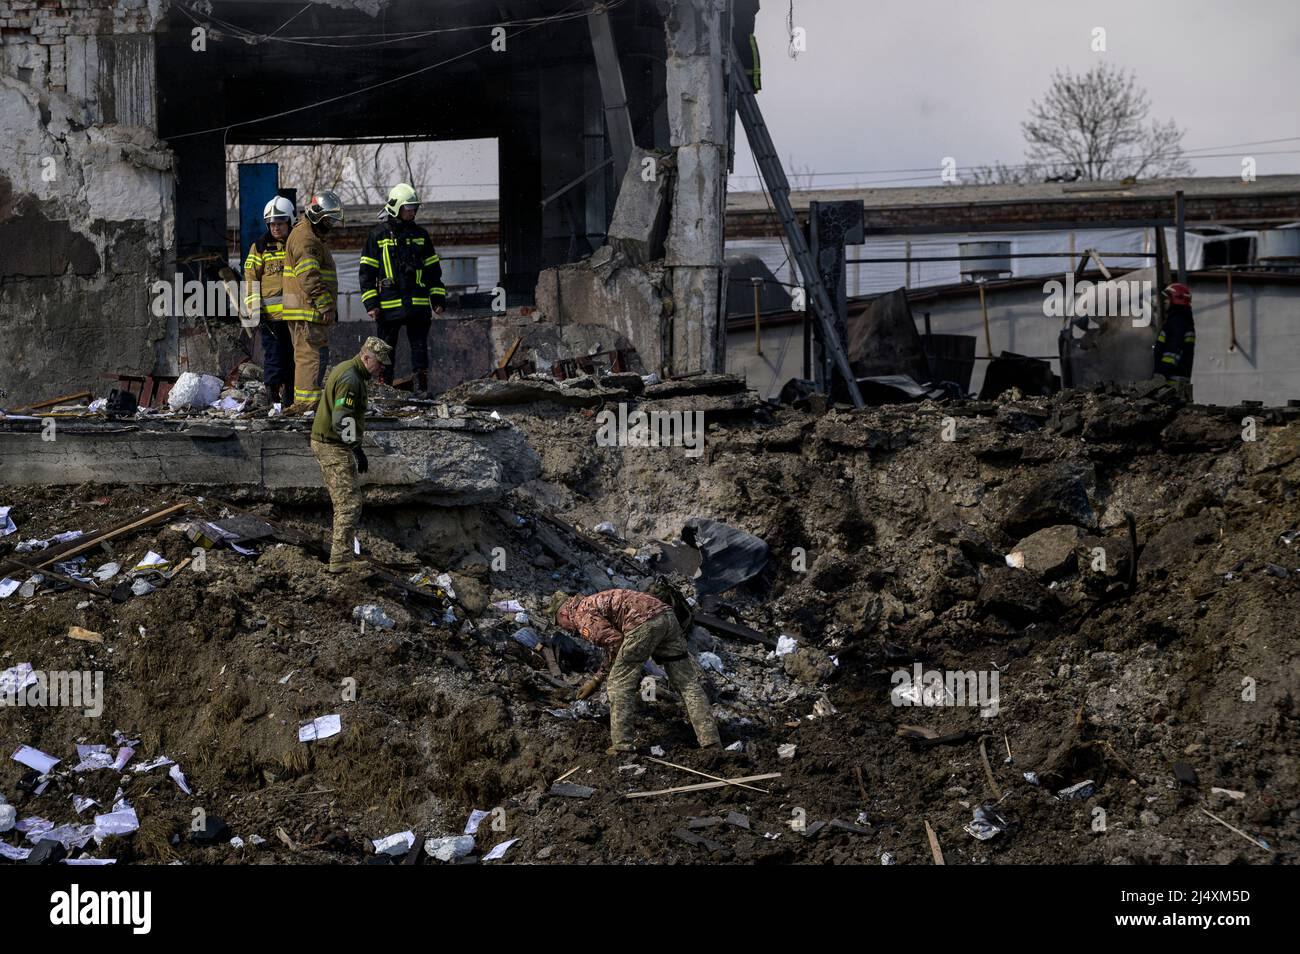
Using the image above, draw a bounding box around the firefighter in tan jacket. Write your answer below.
[282,190,343,411]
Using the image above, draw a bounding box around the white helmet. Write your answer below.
[263,195,295,224]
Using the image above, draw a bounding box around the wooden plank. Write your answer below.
[0,555,109,598]
[496,336,522,370]
[693,612,776,648]
[1,501,191,576]
[925,820,945,865]
[1199,809,1272,852]
[14,390,92,413]
[645,756,772,794]
[979,736,1003,800]
[624,773,781,799]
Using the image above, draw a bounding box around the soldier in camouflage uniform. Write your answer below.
[310,336,393,573]
[550,588,721,754]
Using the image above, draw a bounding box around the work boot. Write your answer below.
[416,370,429,395]
[606,743,635,756]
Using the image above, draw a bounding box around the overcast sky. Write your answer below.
[418,0,1300,200]
[730,0,1300,188]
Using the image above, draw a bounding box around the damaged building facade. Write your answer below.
[0,0,755,405]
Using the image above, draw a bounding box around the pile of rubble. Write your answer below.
[2,374,1296,864]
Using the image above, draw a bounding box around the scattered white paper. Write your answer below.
[169,764,192,795]
[92,804,140,839]
[482,838,518,861]
[0,506,16,537]
[230,836,246,849]
[93,562,120,582]
[0,578,21,599]
[0,842,31,861]
[72,795,99,814]
[16,817,53,836]
[372,830,416,855]
[0,662,36,695]
[12,745,60,774]
[52,530,83,544]
[650,746,666,757]
[435,573,456,599]
[134,551,170,572]
[464,809,490,835]
[134,755,175,772]
[62,858,116,865]
[353,536,361,555]
[278,670,297,685]
[298,714,341,742]
[73,744,114,772]
[33,824,95,851]
[492,600,525,613]
[775,635,797,656]
[230,542,257,556]
[112,747,134,771]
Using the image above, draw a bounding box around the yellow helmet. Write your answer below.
[384,183,420,219]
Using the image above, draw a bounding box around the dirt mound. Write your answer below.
[2,386,1297,864]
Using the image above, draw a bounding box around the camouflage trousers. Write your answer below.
[607,612,720,749]
[311,439,361,570]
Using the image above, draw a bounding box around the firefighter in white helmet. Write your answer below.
[243,195,296,407]
[358,183,445,393]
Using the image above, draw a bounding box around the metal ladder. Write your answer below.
[730,57,864,408]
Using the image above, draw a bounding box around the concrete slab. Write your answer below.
[0,418,540,506]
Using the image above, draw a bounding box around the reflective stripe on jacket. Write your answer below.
[243,231,288,319]
[358,219,446,315]
[283,218,338,322]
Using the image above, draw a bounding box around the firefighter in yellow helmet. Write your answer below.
[358,183,446,393]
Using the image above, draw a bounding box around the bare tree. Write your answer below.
[226,141,442,214]
[1020,63,1192,181]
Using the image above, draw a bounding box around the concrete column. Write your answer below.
[662,0,728,375]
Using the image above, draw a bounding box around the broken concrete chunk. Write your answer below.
[607,147,671,265]
[1007,525,1084,580]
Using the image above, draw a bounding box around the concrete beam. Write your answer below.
[587,5,637,185]
[0,420,541,507]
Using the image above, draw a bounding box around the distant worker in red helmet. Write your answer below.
[1154,282,1195,385]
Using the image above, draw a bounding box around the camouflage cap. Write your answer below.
[545,590,572,625]
[361,336,394,365]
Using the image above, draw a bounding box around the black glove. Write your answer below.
[352,447,369,474]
